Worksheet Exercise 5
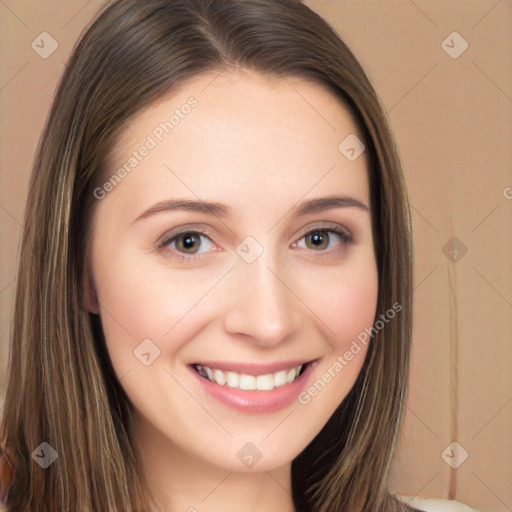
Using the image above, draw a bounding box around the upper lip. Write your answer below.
[190,359,313,375]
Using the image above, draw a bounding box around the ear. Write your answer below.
[82,265,99,315]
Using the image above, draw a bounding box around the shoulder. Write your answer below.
[395,495,483,512]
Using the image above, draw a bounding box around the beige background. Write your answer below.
[1,1,511,511]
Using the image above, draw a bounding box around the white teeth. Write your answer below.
[226,371,239,388]
[239,374,256,390]
[195,364,304,390]
[286,368,296,383]
[213,369,226,386]
[256,374,274,391]
[273,370,287,387]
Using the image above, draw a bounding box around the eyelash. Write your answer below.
[158,225,353,262]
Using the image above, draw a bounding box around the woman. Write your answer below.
[0,0,474,511]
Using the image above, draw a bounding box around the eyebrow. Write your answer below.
[131,195,369,225]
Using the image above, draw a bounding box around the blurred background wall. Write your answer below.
[1,1,510,510]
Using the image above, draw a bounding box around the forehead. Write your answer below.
[101,69,369,217]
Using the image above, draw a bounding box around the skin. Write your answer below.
[85,69,378,512]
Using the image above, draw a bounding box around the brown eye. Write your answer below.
[298,228,352,253]
[304,230,330,250]
[160,230,215,258]
[175,232,202,254]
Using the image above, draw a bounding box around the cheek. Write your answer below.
[309,258,379,350]
[295,261,378,423]
[90,242,223,376]
[91,249,177,365]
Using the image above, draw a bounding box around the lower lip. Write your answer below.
[189,363,316,413]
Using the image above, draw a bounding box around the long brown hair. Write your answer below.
[1,1,414,510]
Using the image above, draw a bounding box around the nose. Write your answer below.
[222,250,301,348]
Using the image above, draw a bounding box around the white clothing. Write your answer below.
[396,495,483,512]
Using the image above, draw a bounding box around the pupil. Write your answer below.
[310,231,327,249]
[182,233,197,252]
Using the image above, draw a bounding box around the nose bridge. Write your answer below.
[223,241,299,345]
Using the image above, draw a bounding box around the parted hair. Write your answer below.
[1,0,414,510]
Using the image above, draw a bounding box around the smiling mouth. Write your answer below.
[191,363,308,391]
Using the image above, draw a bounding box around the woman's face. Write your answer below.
[86,69,378,474]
